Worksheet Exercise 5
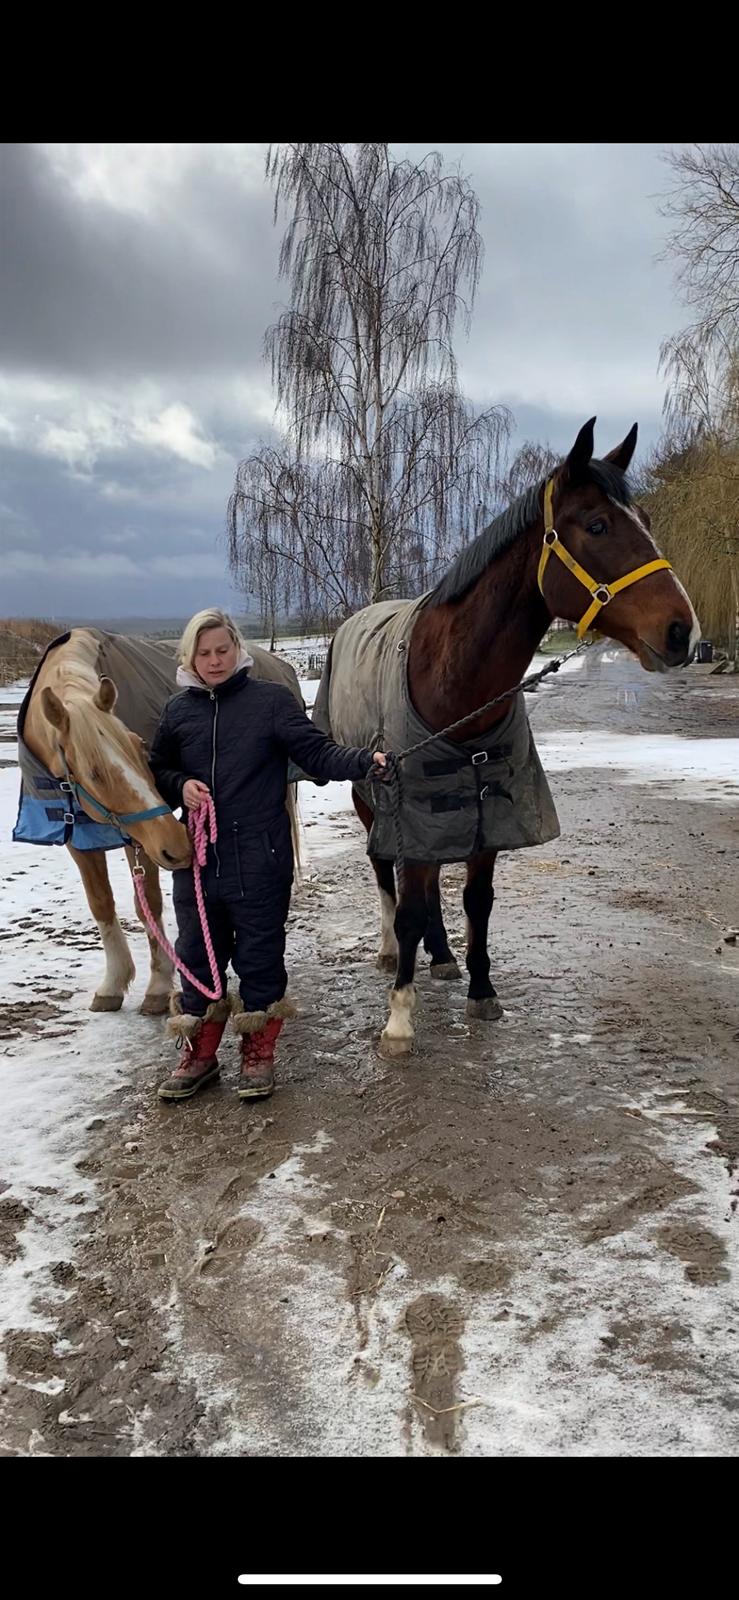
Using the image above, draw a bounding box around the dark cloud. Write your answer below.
[0,143,681,618]
[0,143,279,379]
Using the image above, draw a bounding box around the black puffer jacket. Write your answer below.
[149,667,373,832]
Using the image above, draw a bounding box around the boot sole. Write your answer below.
[237,1082,274,1100]
[158,1066,220,1102]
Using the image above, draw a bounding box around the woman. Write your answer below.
[150,608,386,1103]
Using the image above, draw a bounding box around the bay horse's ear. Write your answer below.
[41,686,70,737]
[94,676,118,713]
[604,422,638,472]
[561,417,596,483]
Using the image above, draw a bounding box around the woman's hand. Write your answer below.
[370,751,391,782]
[182,779,211,810]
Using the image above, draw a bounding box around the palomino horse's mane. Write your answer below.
[34,628,148,779]
[428,458,633,609]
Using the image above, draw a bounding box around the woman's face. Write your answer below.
[193,625,240,687]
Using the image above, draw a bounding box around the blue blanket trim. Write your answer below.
[13,785,129,851]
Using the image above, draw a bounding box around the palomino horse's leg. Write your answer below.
[124,845,173,1016]
[352,788,399,972]
[423,867,461,980]
[67,844,136,1011]
[380,863,427,1057]
[464,851,503,1021]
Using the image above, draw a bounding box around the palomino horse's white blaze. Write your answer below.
[378,887,399,965]
[107,746,166,814]
[380,983,416,1056]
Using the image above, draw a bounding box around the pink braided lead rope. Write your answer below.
[133,795,223,1002]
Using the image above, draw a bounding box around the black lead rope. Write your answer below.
[369,637,596,896]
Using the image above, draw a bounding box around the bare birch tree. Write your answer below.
[228,143,509,624]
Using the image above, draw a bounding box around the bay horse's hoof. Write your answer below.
[466,996,503,1021]
[430,960,462,981]
[379,1030,413,1058]
[90,993,124,1012]
[376,953,398,973]
[140,993,170,1016]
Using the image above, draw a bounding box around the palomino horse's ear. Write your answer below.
[604,422,638,472]
[94,676,118,713]
[41,687,70,737]
[562,417,596,482]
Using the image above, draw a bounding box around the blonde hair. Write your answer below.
[178,608,245,674]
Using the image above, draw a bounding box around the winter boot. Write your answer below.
[231,998,296,1101]
[158,998,230,1101]
[237,1017,284,1100]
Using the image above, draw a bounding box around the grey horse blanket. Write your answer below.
[313,596,560,863]
[13,629,303,851]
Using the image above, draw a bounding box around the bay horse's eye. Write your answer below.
[587,518,608,536]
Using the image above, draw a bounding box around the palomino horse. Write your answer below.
[315,419,700,1056]
[18,628,303,1016]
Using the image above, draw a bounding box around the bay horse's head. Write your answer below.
[539,418,699,670]
[40,676,192,870]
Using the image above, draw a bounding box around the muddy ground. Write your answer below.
[1,648,738,1456]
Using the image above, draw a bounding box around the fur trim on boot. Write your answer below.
[166,993,231,1040]
[230,996,297,1036]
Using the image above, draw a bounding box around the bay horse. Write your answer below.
[318,418,700,1056]
[18,629,303,1016]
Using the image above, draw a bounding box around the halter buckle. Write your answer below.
[471,750,489,766]
[591,583,612,605]
[543,529,558,548]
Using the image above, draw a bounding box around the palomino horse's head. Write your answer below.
[539,418,699,670]
[40,677,191,870]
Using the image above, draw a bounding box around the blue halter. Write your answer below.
[56,744,171,832]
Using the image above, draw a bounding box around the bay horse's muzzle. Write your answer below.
[639,616,696,672]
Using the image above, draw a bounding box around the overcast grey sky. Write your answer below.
[0,142,683,619]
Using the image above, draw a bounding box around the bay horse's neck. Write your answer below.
[408,515,550,739]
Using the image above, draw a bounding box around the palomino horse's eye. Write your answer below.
[90,767,102,783]
[587,518,608,536]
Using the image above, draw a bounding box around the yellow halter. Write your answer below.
[538,478,672,639]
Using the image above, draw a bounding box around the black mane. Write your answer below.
[429,459,632,608]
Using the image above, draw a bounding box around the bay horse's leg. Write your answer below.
[124,845,173,1016]
[380,863,427,1058]
[352,788,399,972]
[464,851,504,1021]
[67,844,135,1011]
[424,867,462,980]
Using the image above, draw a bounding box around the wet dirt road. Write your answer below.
[1,648,738,1455]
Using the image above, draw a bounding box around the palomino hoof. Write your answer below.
[379,1030,413,1059]
[90,993,124,1012]
[140,993,170,1016]
[376,953,398,973]
[430,960,462,981]
[465,996,503,1021]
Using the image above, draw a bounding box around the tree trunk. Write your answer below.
[370,519,384,605]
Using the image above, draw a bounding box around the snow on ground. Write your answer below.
[538,730,739,805]
[0,764,179,1350]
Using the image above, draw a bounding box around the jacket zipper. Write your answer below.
[233,821,245,898]
[210,693,221,877]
